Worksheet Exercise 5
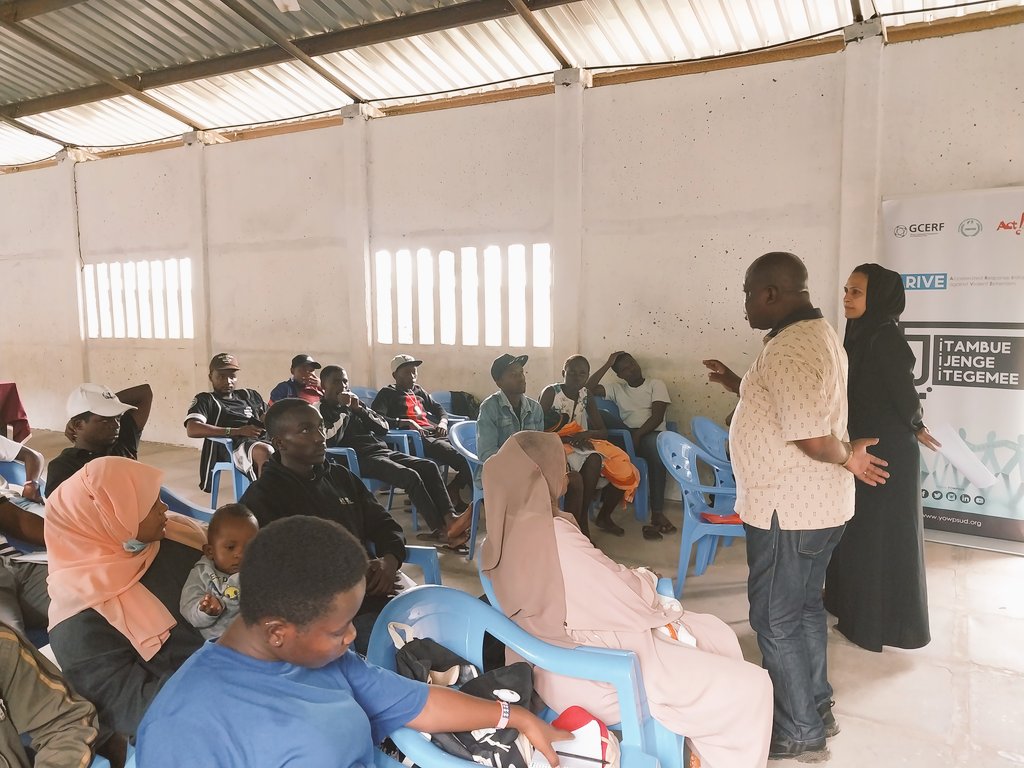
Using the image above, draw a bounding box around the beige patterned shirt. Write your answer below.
[730,317,855,530]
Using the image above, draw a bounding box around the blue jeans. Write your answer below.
[745,512,845,744]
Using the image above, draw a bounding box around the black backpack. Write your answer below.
[449,391,481,420]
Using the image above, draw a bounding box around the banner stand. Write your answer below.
[882,186,1024,549]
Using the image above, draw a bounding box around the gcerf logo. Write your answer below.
[996,212,1024,235]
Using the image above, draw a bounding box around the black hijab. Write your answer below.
[844,263,906,358]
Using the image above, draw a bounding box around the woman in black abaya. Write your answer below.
[824,263,940,652]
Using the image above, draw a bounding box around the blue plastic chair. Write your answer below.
[351,386,379,403]
[0,460,27,486]
[690,417,729,464]
[447,421,485,560]
[657,431,744,599]
[429,391,467,423]
[160,486,214,523]
[207,436,251,507]
[366,586,661,768]
[326,440,421,530]
[690,417,735,485]
[160,485,441,584]
[590,398,651,522]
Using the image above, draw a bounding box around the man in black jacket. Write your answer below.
[319,366,470,550]
[239,399,407,652]
[371,354,473,510]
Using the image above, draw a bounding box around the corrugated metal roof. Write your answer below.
[0,24,102,105]
[151,59,353,127]
[317,15,559,101]
[538,0,852,66]
[17,95,190,148]
[0,122,63,165]
[0,0,1021,166]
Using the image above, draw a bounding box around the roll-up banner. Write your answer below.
[882,186,1024,543]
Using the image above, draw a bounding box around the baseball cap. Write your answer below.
[290,354,321,370]
[66,384,136,419]
[209,353,240,372]
[390,354,423,375]
[490,353,529,382]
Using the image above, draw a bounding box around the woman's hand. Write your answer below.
[567,436,594,450]
[916,427,941,452]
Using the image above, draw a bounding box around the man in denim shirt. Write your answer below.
[477,355,587,521]
[476,354,544,473]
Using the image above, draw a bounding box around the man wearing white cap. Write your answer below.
[44,383,153,494]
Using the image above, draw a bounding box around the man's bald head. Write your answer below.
[742,251,814,331]
[745,252,809,294]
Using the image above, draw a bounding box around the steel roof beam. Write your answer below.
[218,0,365,103]
[0,0,577,119]
[0,18,205,128]
[508,0,572,69]
[0,112,68,146]
[0,0,87,23]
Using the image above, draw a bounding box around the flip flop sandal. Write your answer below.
[596,519,626,537]
[657,521,678,535]
[440,541,470,554]
[642,525,663,541]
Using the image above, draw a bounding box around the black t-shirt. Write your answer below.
[47,539,205,740]
[45,413,142,495]
[185,389,267,492]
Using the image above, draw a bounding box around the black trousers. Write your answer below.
[360,450,454,532]
[421,435,473,488]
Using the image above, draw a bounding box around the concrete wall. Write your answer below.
[0,24,1021,449]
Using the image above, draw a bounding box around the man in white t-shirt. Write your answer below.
[587,352,673,539]
[0,436,48,639]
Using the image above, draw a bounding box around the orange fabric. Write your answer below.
[700,512,742,525]
[554,422,640,503]
[45,457,206,660]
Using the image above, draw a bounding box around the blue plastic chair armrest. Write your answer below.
[656,578,674,597]
[404,545,442,585]
[387,429,425,457]
[326,447,361,476]
[607,428,637,456]
[159,486,214,523]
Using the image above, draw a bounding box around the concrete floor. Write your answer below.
[30,430,1024,767]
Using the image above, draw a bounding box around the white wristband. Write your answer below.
[496,700,510,729]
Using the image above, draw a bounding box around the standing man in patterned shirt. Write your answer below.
[703,252,888,762]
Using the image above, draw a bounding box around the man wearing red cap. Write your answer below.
[269,354,324,406]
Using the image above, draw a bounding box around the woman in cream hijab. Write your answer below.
[481,432,772,768]
[45,456,207,748]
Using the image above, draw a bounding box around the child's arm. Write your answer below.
[179,564,220,629]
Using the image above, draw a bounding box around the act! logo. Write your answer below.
[958,218,982,237]
[894,222,944,238]
[996,211,1024,235]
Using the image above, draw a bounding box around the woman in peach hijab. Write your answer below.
[481,432,772,768]
[45,457,207,749]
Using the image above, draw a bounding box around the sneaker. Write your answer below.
[768,735,829,763]
[818,700,840,738]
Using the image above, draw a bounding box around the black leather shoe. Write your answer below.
[818,699,840,738]
[768,735,829,762]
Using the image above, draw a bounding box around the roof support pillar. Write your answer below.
[550,67,590,371]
